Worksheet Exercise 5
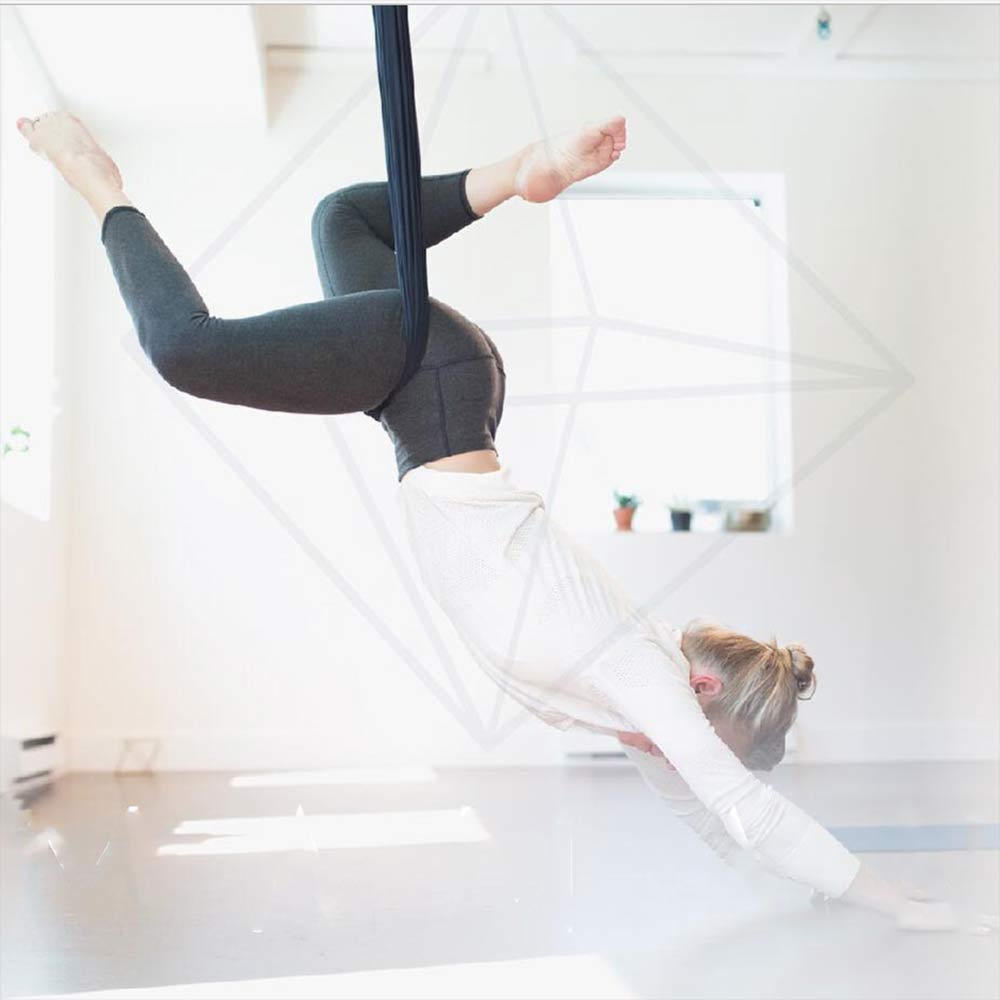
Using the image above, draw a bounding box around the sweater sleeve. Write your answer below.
[620,741,742,864]
[593,637,861,899]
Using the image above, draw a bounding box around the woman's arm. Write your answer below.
[840,865,958,930]
[618,738,741,864]
[593,637,860,897]
[621,732,959,929]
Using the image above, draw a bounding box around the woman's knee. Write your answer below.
[140,319,205,392]
[311,187,366,233]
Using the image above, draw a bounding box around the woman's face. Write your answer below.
[705,710,753,762]
[617,711,752,767]
[686,670,747,753]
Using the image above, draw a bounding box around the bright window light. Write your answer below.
[157,807,488,856]
[229,766,438,788]
[547,174,793,534]
[0,14,59,522]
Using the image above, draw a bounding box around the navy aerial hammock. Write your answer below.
[372,4,429,406]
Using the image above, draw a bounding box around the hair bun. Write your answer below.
[785,643,816,699]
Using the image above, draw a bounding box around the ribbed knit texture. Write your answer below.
[400,464,861,899]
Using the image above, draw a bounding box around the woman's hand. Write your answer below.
[895,879,933,901]
[616,730,666,758]
[895,898,959,932]
[895,899,999,934]
[840,864,997,933]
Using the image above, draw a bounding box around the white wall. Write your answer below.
[0,500,70,778]
[0,190,76,784]
[62,56,998,769]
[0,11,74,788]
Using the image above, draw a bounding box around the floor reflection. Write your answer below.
[157,806,488,855]
[2,762,997,1000]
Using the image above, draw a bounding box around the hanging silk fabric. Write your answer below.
[372,5,430,396]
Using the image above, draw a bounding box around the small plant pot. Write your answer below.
[670,510,692,532]
[725,508,770,532]
[614,507,636,532]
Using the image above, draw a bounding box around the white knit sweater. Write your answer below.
[399,464,860,899]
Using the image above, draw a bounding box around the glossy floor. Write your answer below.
[2,761,998,999]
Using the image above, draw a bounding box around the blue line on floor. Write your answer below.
[829,823,1000,853]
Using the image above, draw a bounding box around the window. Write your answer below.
[546,173,793,534]
[0,17,59,522]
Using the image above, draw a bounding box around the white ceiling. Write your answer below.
[11,4,1000,131]
[845,3,999,59]
[256,4,1000,68]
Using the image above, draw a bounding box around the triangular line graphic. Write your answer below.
[541,4,912,380]
[482,378,911,746]
[108,4,919,750]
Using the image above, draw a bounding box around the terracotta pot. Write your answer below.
[614,506,636,532]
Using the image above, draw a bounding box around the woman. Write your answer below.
[17,110,956,931]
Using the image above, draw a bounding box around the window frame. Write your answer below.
[555,171,794,533]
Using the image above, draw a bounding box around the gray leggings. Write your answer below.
[102,171,506,478]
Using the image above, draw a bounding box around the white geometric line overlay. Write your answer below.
[116,5,914,750]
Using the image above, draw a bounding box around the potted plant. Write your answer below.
[613,491,640,532]
[1,425,30,458]
[668,495,693,532]
[724,504,772,533]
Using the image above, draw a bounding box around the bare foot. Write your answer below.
[514,116,627,203]
[16,111,129,218]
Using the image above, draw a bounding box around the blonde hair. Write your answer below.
[681,620,816,771]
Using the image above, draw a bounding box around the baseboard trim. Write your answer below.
[63,723,1000,773]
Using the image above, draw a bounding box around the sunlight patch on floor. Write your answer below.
[228,766,439,788]
[157,806,487,856]
[22,953,637,1000]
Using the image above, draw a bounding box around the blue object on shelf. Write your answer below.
[817,7,832,40]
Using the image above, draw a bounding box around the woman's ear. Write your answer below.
[690,673,723,701]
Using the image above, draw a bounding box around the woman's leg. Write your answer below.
[17,111,626,416]
[19,111,405,414]
[311,172,482,298]
[311,115,629,298]
[104,208,404,413]
[17,111,132,221]
[446,114,630,219]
